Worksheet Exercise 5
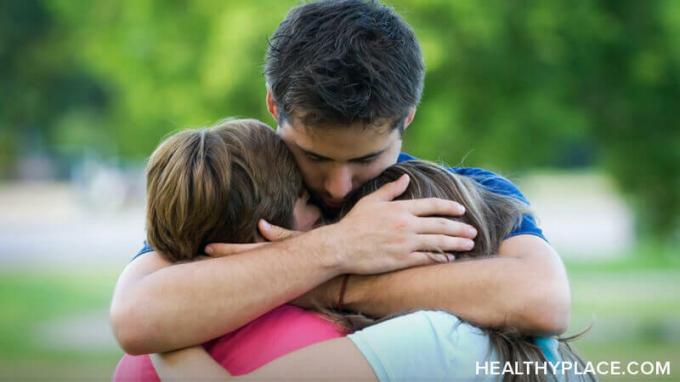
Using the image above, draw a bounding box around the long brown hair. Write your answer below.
[145,118,303,262]
[337,160,595,382]
[341,160,529,258]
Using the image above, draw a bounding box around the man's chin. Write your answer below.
[323,200,343,210]
[309,193,343,219]
[319,203,341,220]
[315,200,342,220]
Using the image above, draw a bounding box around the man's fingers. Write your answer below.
[401,198,465,217]
[258,219,300,242]
[407,252,456,267]
[414,217,477,239]
[416,234,475,253]
[426,252,456,263]
[204,242,267,257]
[363,174,410,202]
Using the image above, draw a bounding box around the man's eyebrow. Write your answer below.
[349,150,386,161]
[299,147,386,162]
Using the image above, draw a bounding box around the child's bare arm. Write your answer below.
[151,338,377,382]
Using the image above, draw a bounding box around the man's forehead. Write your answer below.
[290,109,397,131]
[278,119,399,161]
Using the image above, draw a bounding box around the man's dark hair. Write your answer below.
[265,0,424,129]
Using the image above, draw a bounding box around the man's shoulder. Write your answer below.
[398,153,545,240]
[450,167,529,203]
[397,153,527,203]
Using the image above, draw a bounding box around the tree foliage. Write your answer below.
[1,0,678,241]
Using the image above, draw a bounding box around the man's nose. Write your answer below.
[325,166,353,201]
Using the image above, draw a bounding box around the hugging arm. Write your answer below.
[151,339,376,382]
[301,234,571,335]
[110,234,341,355]
[110,176,467,354]
[151,309,496,381]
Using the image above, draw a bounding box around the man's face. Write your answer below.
[278,117,403,213]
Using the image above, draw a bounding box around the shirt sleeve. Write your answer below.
[347,311,498,381]
[132,241,154,261]
[451,167,546,241]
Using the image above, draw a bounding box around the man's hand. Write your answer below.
[204,220,299,257]
[258,220,301,241]
[111,175,476,354]
[207,175,466,273]
[320,174,474,275]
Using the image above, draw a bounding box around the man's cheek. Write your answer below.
[303,172,324,194]
[359,164,386,184]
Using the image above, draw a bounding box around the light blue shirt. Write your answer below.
[348,310,561,381]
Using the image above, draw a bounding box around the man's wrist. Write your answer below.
[339,274,370,312]
[297,224,349,274]
[289,275,343,309]
[336,274,350,310]
[321,275,345,308]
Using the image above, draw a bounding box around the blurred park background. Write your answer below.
[1,0,678,380]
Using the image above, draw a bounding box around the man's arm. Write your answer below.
[111,234,341,355]
[111,176,475,354]
[301,235,571,335]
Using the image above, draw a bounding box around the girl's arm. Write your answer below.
[151,338,377,381]
[151,346,230,380]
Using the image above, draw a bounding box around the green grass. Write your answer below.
[1,255,678,381]
[563,258,680,381]
[0,269,120,358]
[0,269,123,380]
[563,240,680,273]
[575,341,676,381]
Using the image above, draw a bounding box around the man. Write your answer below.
[111,0,570,356]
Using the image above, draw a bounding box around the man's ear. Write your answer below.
[403,108,417,131]
[266,89,279,121]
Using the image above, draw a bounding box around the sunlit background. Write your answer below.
[1,0,678,380]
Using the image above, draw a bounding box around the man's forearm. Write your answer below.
[111,232,340,355]
[112,191,478,354]
[342,235,571,335]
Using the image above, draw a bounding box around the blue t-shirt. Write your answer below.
[135,152,544,258]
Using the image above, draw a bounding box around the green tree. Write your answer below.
[0,0,108,177]
[395,0,679,243]
[2,0,678,243]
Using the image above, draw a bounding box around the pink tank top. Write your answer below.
[113,304,345,381]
